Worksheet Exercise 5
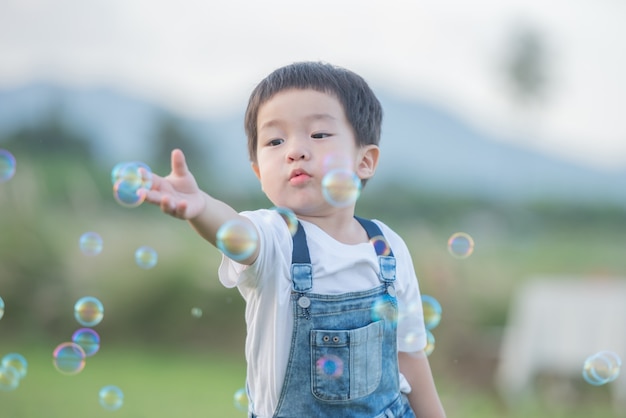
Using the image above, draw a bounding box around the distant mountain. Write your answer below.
[1,82,624,205]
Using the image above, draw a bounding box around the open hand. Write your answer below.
[142,149,206,219]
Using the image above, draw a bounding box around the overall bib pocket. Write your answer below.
[310,320,383,401]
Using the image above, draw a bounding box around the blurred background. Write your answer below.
[1,0,625,416]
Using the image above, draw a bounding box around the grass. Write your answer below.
[1,343,249,418]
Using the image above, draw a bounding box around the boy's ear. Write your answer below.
[251,162,261,180]
[356,145,379,180]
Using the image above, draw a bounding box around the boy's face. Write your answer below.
[252,88,378,217]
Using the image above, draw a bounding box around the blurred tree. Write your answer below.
[151,112,212,187]
[0,107,93,159]
[503,24,551,104]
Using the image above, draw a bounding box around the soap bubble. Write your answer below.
[135,246,158,269]
[233,387,249,412]
[583,350,621,386]
[216,219,259,262]
[0,365,19,391]
[1,353,27,379]
[72,328,101,357]
[99,385,124,411]
[447,232,474,258]
[321,168,361,207]
[79,232,103,256]
[316,354,344,379]
[52,342,86,375]
[74,296,104,327]
[0,149,16,182]
[272,206,298,236]
[421,295,442,331]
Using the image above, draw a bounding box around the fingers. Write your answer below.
[171,149,188,177]
[160,195,188,219]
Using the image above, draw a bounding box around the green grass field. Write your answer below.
[1,344,249,418]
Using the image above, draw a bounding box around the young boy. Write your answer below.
[144,62,446,417]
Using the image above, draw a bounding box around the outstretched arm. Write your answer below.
[399,351,446,417]
[143,149,259,264]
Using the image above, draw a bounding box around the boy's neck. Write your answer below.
[297,210,369,245]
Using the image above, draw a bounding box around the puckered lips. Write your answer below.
[289,168,312,186]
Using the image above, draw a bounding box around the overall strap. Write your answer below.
[354,216,395,257]
[354,216,396,286]
[291,221,312,293]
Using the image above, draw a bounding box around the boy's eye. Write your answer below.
[268,138,284,146]
[311,133,331,139]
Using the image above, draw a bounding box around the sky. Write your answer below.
[0,0,625,171]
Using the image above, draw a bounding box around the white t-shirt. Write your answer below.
[218,209,427,418]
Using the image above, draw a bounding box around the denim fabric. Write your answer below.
[253,217,416,418]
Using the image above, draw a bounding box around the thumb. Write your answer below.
[171,149,189,176]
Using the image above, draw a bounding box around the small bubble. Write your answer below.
[316,354,344,379]
[0,296,4,320]
[321,168,361,207]
[74,296,104,327]
[216,219,259,262]
[0,365,19,391]
[79,232,103,256]
[72,328,101,357]
[583,350,621,386]
[191,307,203,318]
[0,149,16,183]
[447,232,474,259]
[1,353,27,379]
[371,294,398,324]
[424,329,436,356]
[369,235,391,256]
[421,295,442,331]
[233,387,249,412]
[135,246,158,269]
[99,385,124,411]
[272,206,298,236]
[52,342,86,375]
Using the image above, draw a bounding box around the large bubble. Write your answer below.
[52,342,86,375]
[216,219,259,262]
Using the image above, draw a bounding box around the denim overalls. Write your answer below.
[250,217,416,418]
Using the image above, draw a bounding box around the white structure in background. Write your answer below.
[495,276,626,413]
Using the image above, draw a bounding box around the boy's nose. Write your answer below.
[286,141,310,161]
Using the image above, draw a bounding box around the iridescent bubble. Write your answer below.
[113,178,146,208]
[1,353,27,379]
[371,294,398,324]
[79,232,103,256]
[191,307,203,318]
[135,246,158,269]
[111,161,152,190]
[421,295,442,331]
[370,235,391,256]
[233,387,249,412]
[52,342,86,375]
[72,328,101,357]
[0,365,19,391]
[272,206,298,236]
[582,350,621,386]
[316,354,344,379]
[321,168,361,207]
[447,232,474,259]
[74,296,104,327]
[0,149,16,183]
[0,295,4,320]
[216,219,259,262]
[424,330,435,356]
[99,385,124,411]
